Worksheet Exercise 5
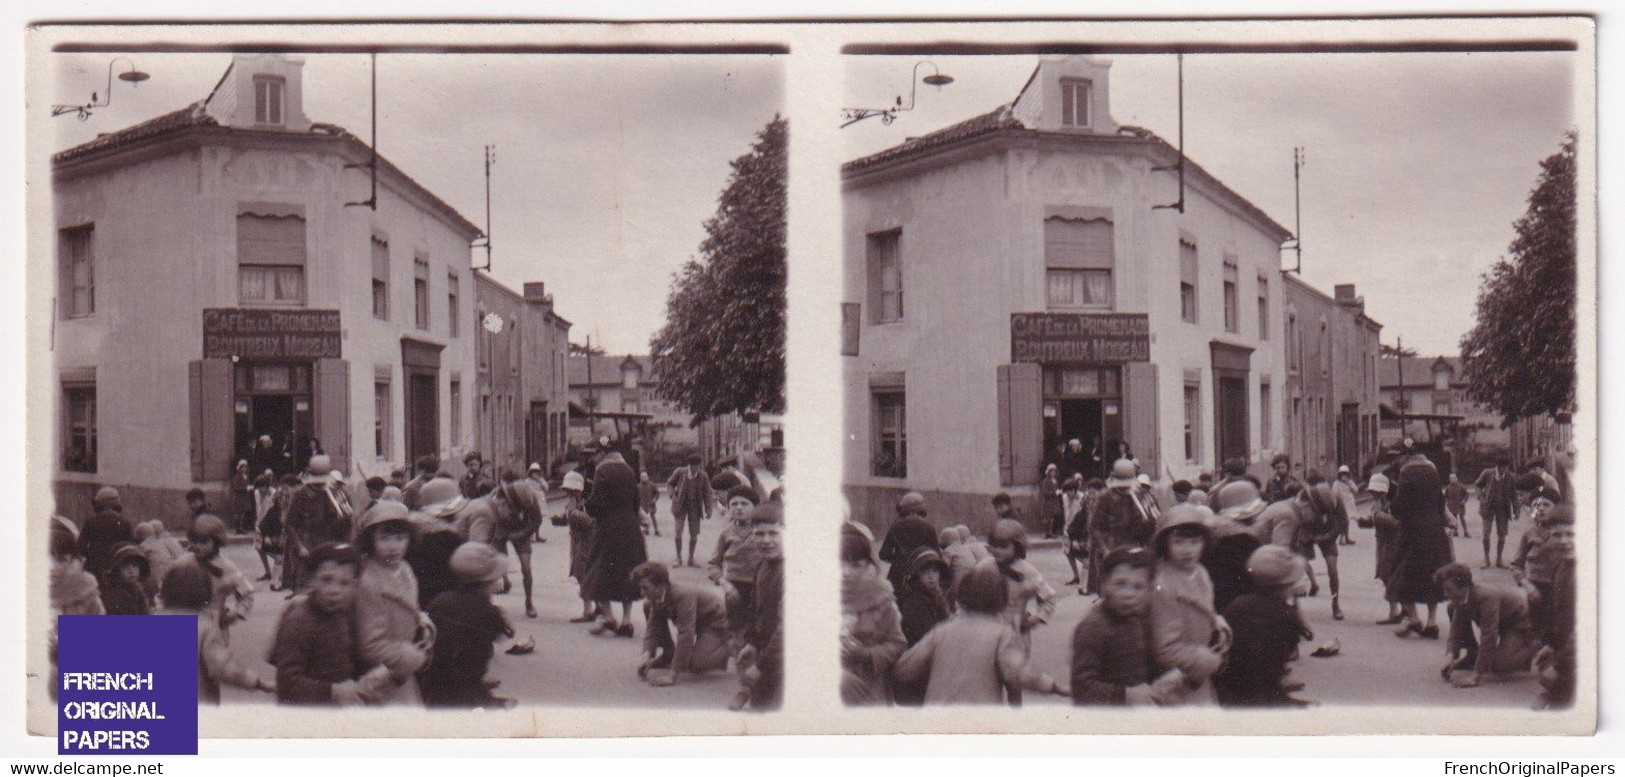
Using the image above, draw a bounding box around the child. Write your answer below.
[99,543,151,616]
[938,527,976,587]
[895,547,952,647]
[986,519,1057,640]
[839,527,907,706]
[744,503,785,710]
[637,471,661,537]
[1071,547,1183,706]
[708,485,766,709]
[160,562,274,704]
[554,471,597,623]
[421,543,514,709]
[1511,488,1562,628]
[1443,473,1470,538]
[133,522,174,604]
[1149,505,1229,706]
[1216,545,1311,707]
[1063,477,1092,591]
[252,474,283,587]
[1356,474,1404,625]
[893,559,1069,705]
[1040,464,1064,538]
[1534,506,1576,710]
[175,514,255,637]
[268,543,383,706]
[635,561,733,687]
[356,501,432,705]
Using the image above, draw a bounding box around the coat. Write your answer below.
[1070,602,1157,705]
[565,504,594,582]
[407,522,464,610]
[1388,457,1454,604]
[1448,583,1537,676]
[1150,561,1223,705]
[100,577,150,616]
[1091,488,1153,550]
[895,576,952,648]
[171,552,254,631]
[268,596,361,705]
[581,456,647,603]
[1216,592,1301,707]
[878,515,938,587]
[284,484,354,560]
[749,556,785,710]
[422,587,507,708]
[1474,468,1517,519]
[76,510,133,578]
[1204,531,1262,615]
[708,520,764,584]
[644,581,731,675]
[356,559,427,705]
[998,558,1057,635]
[666,466,712,520]
[892,611,1058,705]
[1250,500,1303,549]
[448,498,498,544]
[840,572,906,705]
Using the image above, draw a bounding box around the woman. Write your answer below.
[582,451,648,638]
[1388,453,1454,639]
[839,527,906,706]
[1149,504,1229,705]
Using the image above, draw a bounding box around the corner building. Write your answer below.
[52,54,482,523]
[843,57,1291,535]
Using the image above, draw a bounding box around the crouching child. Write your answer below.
[635,561,732,687]
[421,543,515,709]
[1216,545,1312,707]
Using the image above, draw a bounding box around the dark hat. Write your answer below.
[365,476,389,491]
[160,563,213,610]
[1171,480,1194,495]
[750,502,784,526]
[464,451,484,465]
[415,454,441,472]
[185,488,207,502]
[108,543,149,578]
[725,484,760,506]
[1514,473,1546,493]
[904,547,950,579]
[991,492,1013,506]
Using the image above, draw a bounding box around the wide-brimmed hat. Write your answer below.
[904,547,950,580]
[380,486,403,502]
[1152,504,1215,556]
[449,542,506,583]
[303,455,334,484]
[108,543,150,577]
[1367,473,1391,494]
[1212,480,1268,529]
[1136,473,1153,488]
[93,486,121,506]
[357,500,413,538]
[1107,459,1138,488]
[1246,544,1306,588]
[527,462,542,473]
[561,471,585,492]
[1337,465,1351,476]
[417,477,466,518]
[988,518,1029,559]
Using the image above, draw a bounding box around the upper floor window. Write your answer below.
[1179,239,1198,324]
[237,211,305,306]
[1060,78,1093,128]
[1045,216,1114,309]
[1434,369,1451,392]
[1222,259,1240,334]
[867,229,902,323]
[371,235,389,320]
[447,273,460,338]
[60,225,95,319]
[413,255,430,330]
[622,366,640,390]
[1257,272,1270,341]
[254,76,285,126]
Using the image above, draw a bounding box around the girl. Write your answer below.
[180,514,255,637]
[1062,477,1092,590]
[839,526,906,706]
[355,501,433,706]
[421,543,514,709]
[555,471,597,623]
[252,473,282,587]
[892,559,1068,705]
[99,543,151,615]
[160,562,274,704]
[1149,504,1229,705]
[1355,474,1404,625]
[985,519,1057,705]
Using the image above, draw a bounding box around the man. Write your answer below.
[1060,438,1089,480]
[666,455,713,567]
[524,463,551,544]
[634,561,732,688]
[1196,469,1216,495]
[401,455,440,511]
[1088,459,1154,596]
[230,460,256,533]
[1262,454,1302,503]
[460,452,493,499]
[360,476,388,519]
[281,455,355,593]
[1474,457,1517,568]
[1437,562,1538,688]
[489,469,545,619]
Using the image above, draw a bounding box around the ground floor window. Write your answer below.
[873,390,907,478]
[63,384,97,473]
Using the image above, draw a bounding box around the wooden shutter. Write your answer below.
[315,358,351,475]
[1044,218,1114,269]
[236,213,306,266]
[997,363,1043,486]
[188,359,235,481]
[1123,361,1160,478]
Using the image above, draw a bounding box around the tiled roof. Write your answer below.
[841,104,1022,175]
[1379,355,1464,387]
[569,354,658,387]
[52,101,217,165]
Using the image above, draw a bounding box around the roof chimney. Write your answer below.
[523,282,547,302]
[1334,284,1357,304]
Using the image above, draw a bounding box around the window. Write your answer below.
[449,379,462,445]
[1286,313,1299,372]
[1320,320,1330,377]
[1045,216,1114,309]
[1433,368,1451,392]
[374,381,392,458]
[447,273,460,337]
[63,384,97,473]
[253,76,285,126]
[867,230,902,323]
[1260,381,1273,449]
[238,212,306,305]
[622,365,640,390]
[371,235,389,320]
[413,256,430,330]
[1060,78,1092,128]
[60,225,95,319]
[1257,272,1270,341]
[1183,382,1201,461]
[873,390,907,478]
[1179,239,1198,323]
[1223,259,1240,334]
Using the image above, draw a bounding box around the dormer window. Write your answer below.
[1060,78,1093,128]
[1434,366,1451,391]
[622,366,640,390]
[254,76,285,126]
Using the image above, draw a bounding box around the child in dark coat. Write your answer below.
[744,503,785,711]
[269,543,385,706]
[100,544,152,616]
[421,543,514,709]
[1071,548,1183,705]
[1216,545,1311,707]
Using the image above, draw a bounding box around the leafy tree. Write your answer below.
[650,116,787,424]
[1459,132,1577,424]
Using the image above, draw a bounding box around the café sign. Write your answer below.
[1011,312,1150,365]
[203,308,341,359]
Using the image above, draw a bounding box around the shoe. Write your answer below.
[1421,625,1440,640]
[1394,620,1421,638]
[482,678,502,690]
[257,574,272,581]
[269,583,283,592]
[505,635,536,655]
[588,619,619,636]
[616,624,635,638]
[1331,598,1344,621]
[1064,577,1080,586]
[525,603,538,619]
[1344,539,1356,546]
[1482,562,1493,569]
[1310,639,1341,658]
[728,689,752,712]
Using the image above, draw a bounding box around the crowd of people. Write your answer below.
[843,441,1578,711]
[47,442,785,713]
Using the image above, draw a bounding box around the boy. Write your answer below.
[1511,489,1562,630]
[173,514,255,636]
[1217,545,1311,706]
[1437,562,1538,689]
[1534,506,1576,710]
[268,543,384,706]
[1443,473,1470,538]
[99,544,152,616]
[707,485,765,707]
[638,471,661,537]
[742,503,784,710]
[635,561,732,687]
[1071,548,1180,705]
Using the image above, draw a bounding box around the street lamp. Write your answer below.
[841,61,953,128]
[52,57,151,121]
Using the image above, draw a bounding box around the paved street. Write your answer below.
[1018,492,1546,708]
[220,492,746,709]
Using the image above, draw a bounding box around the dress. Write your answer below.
[581,456,648,603]
[1388,457,1454,604]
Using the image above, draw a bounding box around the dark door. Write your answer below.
[1216,376,1249,464]
[1060,400,1105,479]
[528,401,549,469]
[406,372,439,463]
[1338,403,1361,469]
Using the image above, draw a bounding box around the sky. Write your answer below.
[50,52,784,354]
[845,52,1580,357]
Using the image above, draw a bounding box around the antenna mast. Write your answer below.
[475,145,495,271]
[1153,53,1186,213]
[345,53,378,210]
[1287,146,1305,273]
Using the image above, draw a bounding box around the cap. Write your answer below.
[449,542,506,583]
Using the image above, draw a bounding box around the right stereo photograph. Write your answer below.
[837,47,1587,720]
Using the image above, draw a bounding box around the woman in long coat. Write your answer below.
[582,451,648,637]
[1388,454,1454,639]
